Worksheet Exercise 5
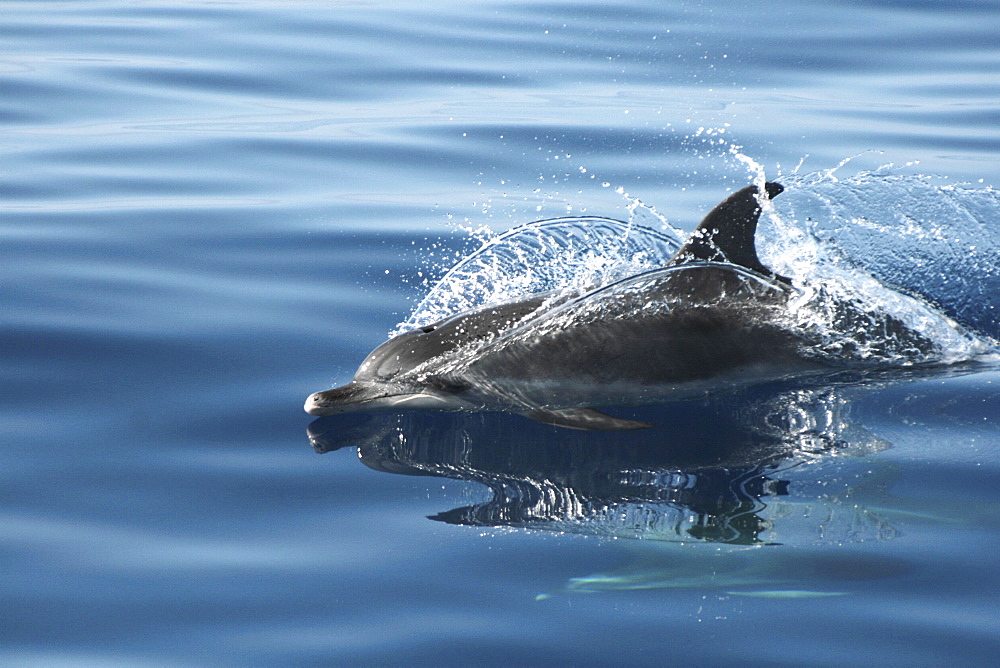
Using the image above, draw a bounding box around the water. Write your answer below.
[3,1,1000,664]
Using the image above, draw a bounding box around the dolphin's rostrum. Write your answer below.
[305,183,833,429]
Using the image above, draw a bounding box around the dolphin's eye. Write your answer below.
[420,325,437,333]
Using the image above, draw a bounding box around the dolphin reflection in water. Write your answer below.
[308,362,991,546]
[305,182,949,430]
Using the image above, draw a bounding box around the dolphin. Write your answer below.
[304,182,838,430]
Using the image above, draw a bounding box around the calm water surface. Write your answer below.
[3,1,1000,665]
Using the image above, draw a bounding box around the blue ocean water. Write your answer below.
[3,1,1000,665]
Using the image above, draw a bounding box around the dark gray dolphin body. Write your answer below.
[305,182,822,430]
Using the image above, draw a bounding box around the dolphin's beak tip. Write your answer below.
[304,393,323,415]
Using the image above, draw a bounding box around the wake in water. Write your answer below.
[397,216,681,333]
[763,169,1000,342]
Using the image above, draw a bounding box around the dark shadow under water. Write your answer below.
[308,365,987,545]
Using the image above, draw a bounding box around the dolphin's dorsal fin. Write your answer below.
[524,407,654,431]
[667,182,788,282]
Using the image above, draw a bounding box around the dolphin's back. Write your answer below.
[461,264,802,391]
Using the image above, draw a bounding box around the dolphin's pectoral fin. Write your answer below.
[523,407,654,431]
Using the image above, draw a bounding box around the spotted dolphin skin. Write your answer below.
[305,182,819,430]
